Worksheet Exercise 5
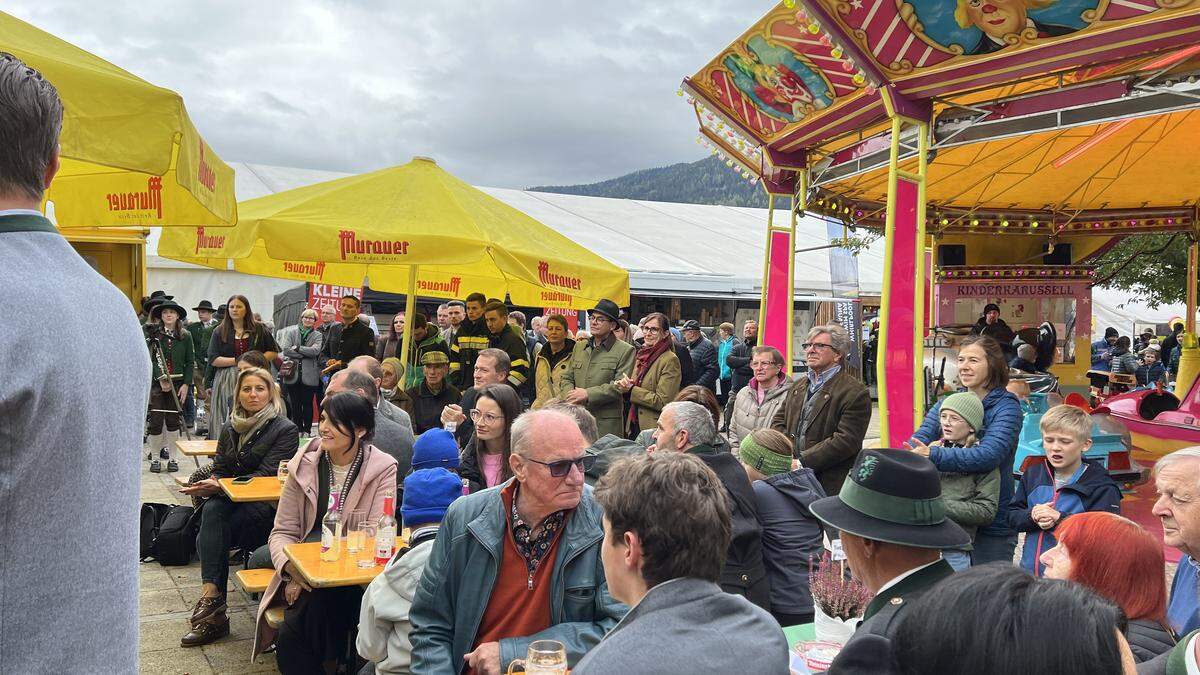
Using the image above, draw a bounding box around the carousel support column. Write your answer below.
[1177,240,1200,396]
[876,115,930,447]
[399,265,419,378]
[758,178,800,376]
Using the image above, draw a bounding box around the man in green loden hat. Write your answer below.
[559,299,635,439]
[809,448,969,673]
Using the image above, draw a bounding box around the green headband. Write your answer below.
[738,435,793,476]
[839,478,946,526]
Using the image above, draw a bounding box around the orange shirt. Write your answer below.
[471,483,565,669]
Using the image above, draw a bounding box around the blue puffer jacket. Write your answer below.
[1006,459,1122,573]
[409,481,626,673]
[912,387,1023,536]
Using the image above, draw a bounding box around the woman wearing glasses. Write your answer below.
[616,312,682,440]
[458,383,523,493]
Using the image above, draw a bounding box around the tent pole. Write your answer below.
[400,265,419,385]
[1188,240,1198,335]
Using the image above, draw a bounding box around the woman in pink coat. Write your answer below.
[253,392,398,671]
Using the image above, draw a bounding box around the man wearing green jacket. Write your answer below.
[559,299,635,439]
[409,409,626,673]
[186,300,218,428]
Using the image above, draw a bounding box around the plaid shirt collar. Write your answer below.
[510,483,567,576]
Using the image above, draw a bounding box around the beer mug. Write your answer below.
[505,639,567,674]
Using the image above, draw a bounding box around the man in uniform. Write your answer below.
[449,293,489,388]
[559,299,635,439]
[809,448,968,672]
[186,299,218,432]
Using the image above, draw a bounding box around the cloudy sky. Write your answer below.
[7,1,774,188]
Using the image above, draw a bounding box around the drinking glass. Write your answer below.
[345,509,366,553]
[357,521,378,568]
[505,639,567,674]
[277,463,290,485]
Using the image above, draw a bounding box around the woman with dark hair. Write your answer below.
[532,314,575,409]
[179,367,297,646]
[252,391,398,670]
[1040,512,1175,661]
[617,312,681,441]
[907,334,1023,564]
[206,295,279,440]
[377,313,405,361]
[891,565,1136,675]
[237,350,271,372]
[613,318,635,347]
[459,383,521,493]
[145,300,195,473]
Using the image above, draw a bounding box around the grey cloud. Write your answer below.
[6,0,775,187]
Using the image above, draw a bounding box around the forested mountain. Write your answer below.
[531,155,769,208]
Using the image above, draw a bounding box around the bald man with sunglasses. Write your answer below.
[410,409,626,675]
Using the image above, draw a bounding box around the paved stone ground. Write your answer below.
[137,407,885,673]
[139,449,279,675]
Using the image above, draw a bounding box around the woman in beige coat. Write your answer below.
[532,314,575,409]
[253,392,398,669]
[617,312,681,439]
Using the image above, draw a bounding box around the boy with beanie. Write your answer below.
[931,392,1001,571]
[357,468,461,674]
[411,429,462,471]
[736,429,827,626]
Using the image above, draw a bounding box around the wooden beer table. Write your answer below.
[176,439,218,456]
[218,476,283,503]
[284,531,409,589]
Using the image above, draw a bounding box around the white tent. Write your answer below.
[147,161,886,314]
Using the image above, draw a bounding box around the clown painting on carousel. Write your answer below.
[900,0,1100,56]
[722,35,833,123]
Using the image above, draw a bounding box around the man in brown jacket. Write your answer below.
[770,324,871,496]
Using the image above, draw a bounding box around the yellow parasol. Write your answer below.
[160,157,630,370]
[1,11,236,228]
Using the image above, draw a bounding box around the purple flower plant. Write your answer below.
[809,552,874,620]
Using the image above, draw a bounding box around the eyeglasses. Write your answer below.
[802,342,834,352]
[642,327,662,334]
[469,409,504,425]
[524,453,597,478]
[589,315,611,325]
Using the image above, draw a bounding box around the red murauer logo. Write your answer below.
[418,277,462,297]
[195,227,226,253]
[339,230,410,260]
[106,177,163,219]
[283,261,326,280]
[197,141,216,191]
[538,261,582,291]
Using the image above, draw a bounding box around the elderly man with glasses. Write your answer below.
[559,299,636,439]
[410,409,625,674]
[770,324,871,496]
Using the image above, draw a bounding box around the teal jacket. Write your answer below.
[409,481,626,673]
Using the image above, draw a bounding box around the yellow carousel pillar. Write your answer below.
[1177,240,1200,394]
[876,114,930,447]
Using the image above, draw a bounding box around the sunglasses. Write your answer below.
[524,453,597,477]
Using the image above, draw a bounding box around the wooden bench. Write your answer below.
[234,568,273,595]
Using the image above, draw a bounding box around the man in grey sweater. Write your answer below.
[574,452,788,674]
[0,54,151,672]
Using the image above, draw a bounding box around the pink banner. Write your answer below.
[884,179,920,447]
[763,229,793,358]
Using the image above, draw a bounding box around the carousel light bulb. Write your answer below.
[852,72,866,86]
[970,219,979,227]
[940,218,949,226]
[676,89,684,97]
[819,34,832,47]
[841,61,855,72]
[807,21,821,34]
[784,0,796,7]
[1000,220,1009,227]
[795,9,808,22]
[1030,221,1039,228]
[866,85,878,95]
[831,46,844,58]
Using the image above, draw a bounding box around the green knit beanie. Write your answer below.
[940,392,985,432]
[739,433,793,476]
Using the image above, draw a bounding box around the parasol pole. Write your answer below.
[1188,240,1198,335]
[400,265,419,386]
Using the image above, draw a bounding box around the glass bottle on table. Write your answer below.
[375,491,397,566]
[320,489,342,562]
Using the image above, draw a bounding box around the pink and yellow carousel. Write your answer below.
[681,0,1200,457]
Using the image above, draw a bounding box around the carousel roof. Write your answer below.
[682,0,1200,225]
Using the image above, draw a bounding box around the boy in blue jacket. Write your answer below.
[1008,404,1122,574]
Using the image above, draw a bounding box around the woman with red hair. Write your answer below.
[1040,511,1176,661]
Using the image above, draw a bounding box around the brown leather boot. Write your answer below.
[189,594,227,626]
[181,611,229,648]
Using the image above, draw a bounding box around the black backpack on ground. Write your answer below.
[140,502,202,566]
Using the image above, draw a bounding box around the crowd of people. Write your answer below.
[1092,323,1178,388]
[9,52,1200,675]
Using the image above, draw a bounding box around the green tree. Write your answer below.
[1092,234,1192,308]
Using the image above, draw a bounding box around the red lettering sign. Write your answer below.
[338,230,410,260]
[195,226,226,253]
[538,261,582,291]
[197,141,217,192]
[416,276,462,298]
[105,176,163,219]
[307,284,363,326]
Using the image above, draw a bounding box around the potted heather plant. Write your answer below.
[809,552,873,644]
